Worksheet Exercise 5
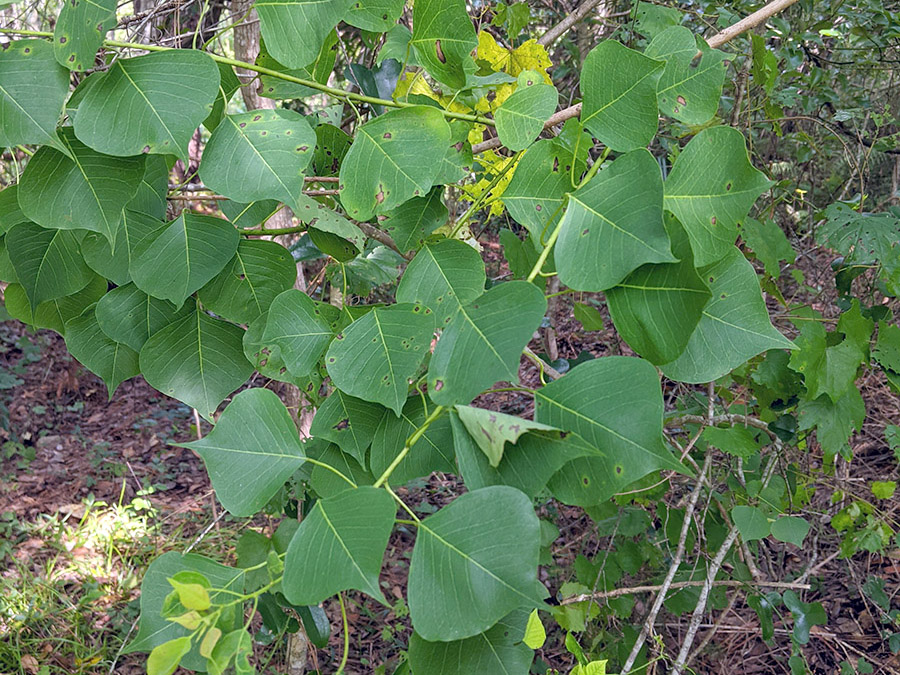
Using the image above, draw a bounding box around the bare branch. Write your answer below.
[537,0,607,47]
[561,579,810,605]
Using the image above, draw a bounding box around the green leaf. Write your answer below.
[645,27,728,125]
[5,274,107,336]
[95,283,193,352]
[258,31,339,100]
[523,608,546,649]
[262,289,335,377]
[64,305,140,398]
[256,0,352,69]
[455,405,560,468]
[73,50,220,160]
[634,1,681,38]
[282,486,396,605]
[381,187,447,254]
[147,637,192,675]
[428,281,546,406]
[573,302,604,331]
[797,389,865,462]
[126,552,244,670]
[451,412,595,498]
[200,109,316,204]
[557,149,675,292]
[326,303,435,415]
[660,247,794,383]
[409,610,534,675]
[53,0,116,71]
[140,310,254,421]
[504,138,586,239]
[606,214,709,363]
[345,0,405,31]
[731,505,770,542]
[770,516,810,547]
[818,203,900,266]
[17,128,146,245]
[131,212,240,309]
[7,222,93,307]
[180,389,306,517]
[128,155,170,220]
[410,0,477,89]
[409,486,545,641]
[783,590,826,645]
[536,357,688,506]
[740,218,796,278]
[702,425,760,459]
[295,194,363,262]
[369,396,455,484]
[0,40,68,151]
[580,41,664,152]
[307,440,374,498]
[81,209,168,287]
[198,239,297,324]
[397,239,486,327]
[339,106,452,221]
[874,321,900,373]
[168,572,211,611]
[663,126,773,267]
[309,389,386,466]
[495,71,558,151]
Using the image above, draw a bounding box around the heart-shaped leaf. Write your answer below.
[536,356,689,506]
[408,486,545,641]
[606,214,711,364]
[262,289,335,377]
[495,71,559,151]
[325,303,435,415]
[428,281,546,406]
[200,109,316,204]
[580,41,664,151]
[81,209,168,287]
[256,0,353,69]
[410,0,477,89]
[180,388,306,517]
[556,149,675,291]
[396,239,486,327]
[345,0,405,31]
[0,40,69,150]
[198,239,297,325]
[660,246,795,383]
[17,128,146,245]
[5,274,107,336]
[140,310,253,421]
[74,50,220,160]
[131,213,240,309]
[663,126,772,267]
[53,0,116,71]
[95,283,193,352]
[7,222,93,307]
[282,486,396,605]
[339,106,452,221]
[309,389,386,466]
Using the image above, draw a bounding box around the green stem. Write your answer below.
[384,483,421,524]
[372,405,445,488]
[0,28,495,126]
[335,593,350,675]
[240,225,306,237]
[526,204,567,283]
[576,146,611,189]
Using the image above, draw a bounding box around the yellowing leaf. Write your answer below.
[477,32,551,80]
[570,660,608,675]
[523,608,546,649]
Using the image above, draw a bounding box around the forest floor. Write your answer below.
[0,243,899,675]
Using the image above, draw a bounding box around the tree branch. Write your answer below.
[472,0,802,156]
[537,0,607,47]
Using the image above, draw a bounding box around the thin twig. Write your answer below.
[538,0,608,47]
[523,346,564,380]
[561,579,810,605]
[621,452,714,673]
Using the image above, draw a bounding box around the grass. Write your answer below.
[0,484,245,674]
